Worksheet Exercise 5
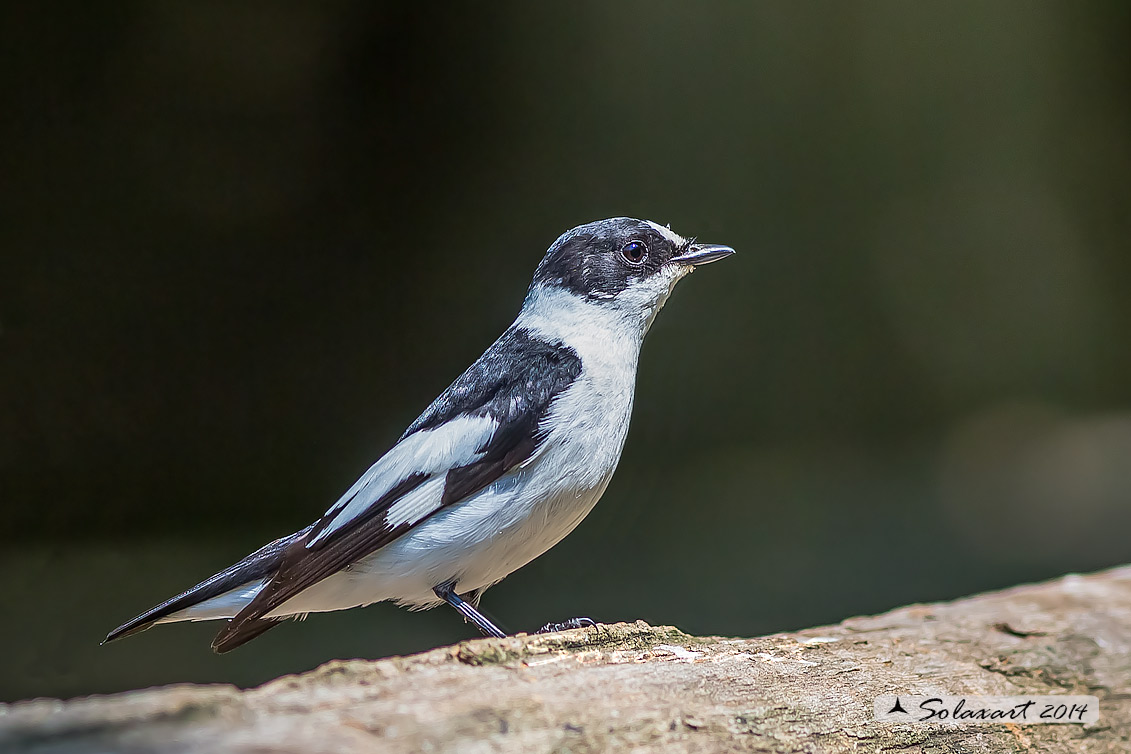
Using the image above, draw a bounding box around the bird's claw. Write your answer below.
[536,617,596,634]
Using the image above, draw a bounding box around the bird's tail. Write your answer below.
[103,525,314,649]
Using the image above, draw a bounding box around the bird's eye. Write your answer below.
[621,240,646,264]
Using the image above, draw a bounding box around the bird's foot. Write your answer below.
[536,617,596,634]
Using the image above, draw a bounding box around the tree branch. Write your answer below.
[3,567,1130,753]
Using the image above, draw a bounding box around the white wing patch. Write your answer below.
[384,476,447,529]
[308,414,497,545]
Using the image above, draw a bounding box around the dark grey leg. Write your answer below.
[434,582,507,638]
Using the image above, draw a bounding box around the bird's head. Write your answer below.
[528,217,734,334]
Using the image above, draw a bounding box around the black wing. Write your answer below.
[407,327,584,505]
[211,327,581,651]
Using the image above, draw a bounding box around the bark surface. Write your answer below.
[3,567,1129,753]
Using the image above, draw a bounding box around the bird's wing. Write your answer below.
[211,327,582,651]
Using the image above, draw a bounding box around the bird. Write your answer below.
[104,217,735,653]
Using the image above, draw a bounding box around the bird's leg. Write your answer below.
[433,582,507,638]
[536,617,596,634]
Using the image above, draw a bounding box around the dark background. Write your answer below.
[3,2,1129,702]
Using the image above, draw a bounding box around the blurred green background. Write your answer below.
[3,1,1129,703]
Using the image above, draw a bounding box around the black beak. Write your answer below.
[670,243,736,266]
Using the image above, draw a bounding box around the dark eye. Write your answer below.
[621,240,646,264]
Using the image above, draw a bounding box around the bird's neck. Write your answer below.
[515,285,645,370]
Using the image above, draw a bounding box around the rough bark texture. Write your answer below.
[3,567,1129,753]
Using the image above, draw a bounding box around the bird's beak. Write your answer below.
[670,243,736,267]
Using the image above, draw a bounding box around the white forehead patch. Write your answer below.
[644,220,687,248]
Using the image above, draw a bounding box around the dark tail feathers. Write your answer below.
[103,524,314,649]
